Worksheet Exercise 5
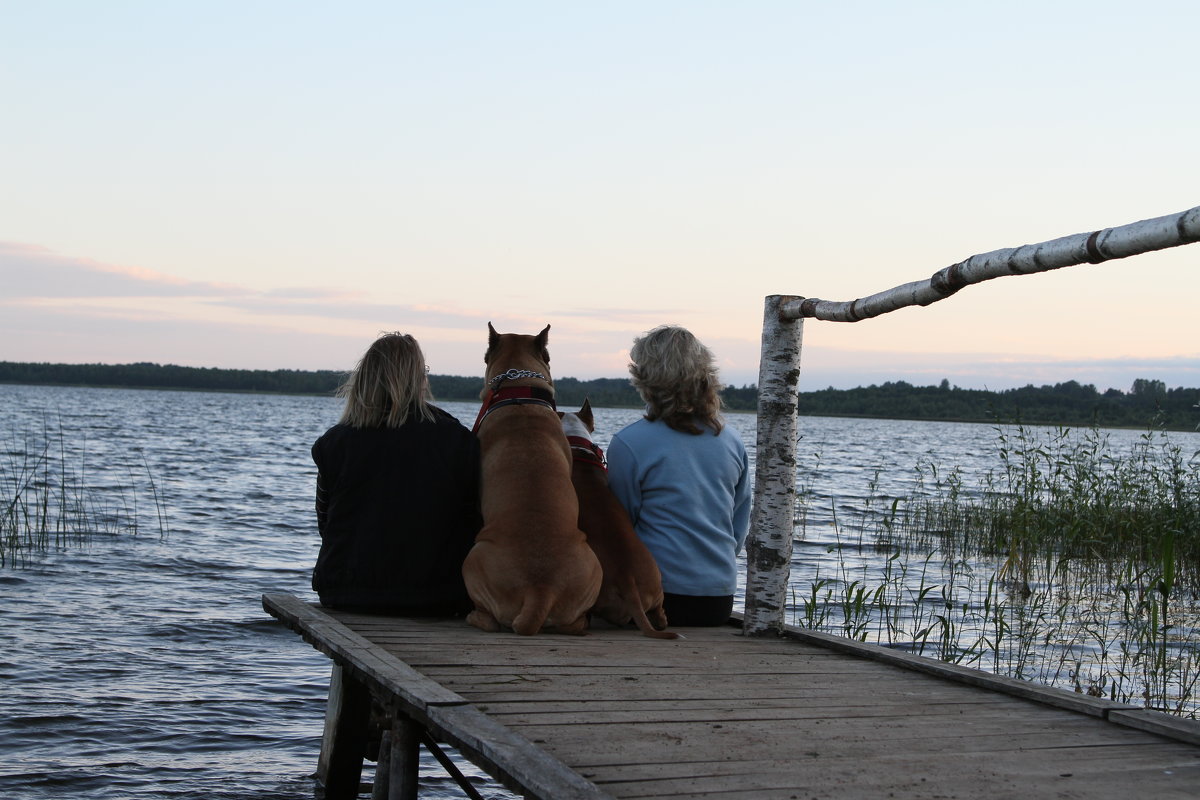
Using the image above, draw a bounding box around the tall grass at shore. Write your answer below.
[793,421,1200,718]
[1,423,167,566]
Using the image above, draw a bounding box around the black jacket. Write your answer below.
[311,406,481,613]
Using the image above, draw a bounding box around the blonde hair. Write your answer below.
[337,332,435,428]
[628,325,724,435]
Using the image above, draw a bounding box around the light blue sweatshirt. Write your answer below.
[606,417,752,596]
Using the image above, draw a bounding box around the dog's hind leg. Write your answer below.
[466,609,502,632]
[551,614,592,635]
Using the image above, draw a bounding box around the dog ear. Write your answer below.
[535,324,550,363]
[486,322,499,363]
[580,397,594,431]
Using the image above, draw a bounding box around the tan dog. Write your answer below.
[561,400,678,640]
[462,323,602,635]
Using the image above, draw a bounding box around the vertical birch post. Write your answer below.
[743,295,804,636]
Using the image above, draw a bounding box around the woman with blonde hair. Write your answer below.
[607,325,752,626]
[311,332,481,613]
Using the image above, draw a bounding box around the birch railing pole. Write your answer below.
[779,205,1200,322]
[743,294,804,636]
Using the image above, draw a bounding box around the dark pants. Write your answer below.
[662,593,734,627]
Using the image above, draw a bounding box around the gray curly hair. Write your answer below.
[628,325,724,435]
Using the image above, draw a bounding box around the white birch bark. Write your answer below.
[780,205,1200,322]
[743,295,804,636]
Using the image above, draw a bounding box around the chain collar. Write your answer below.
[488,367,548,387]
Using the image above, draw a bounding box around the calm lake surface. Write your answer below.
[2,384,1196,799]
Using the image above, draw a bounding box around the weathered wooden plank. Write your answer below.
[510,714,1176,756]
[772,622,1130,717]
[448,685,996,704]
[475,701,1078,727]
[413,668,977,690]
[470,695,1017,714]
[1109,708,1200,746]
[263,592,466,709]
[572,749,1200,781]
[424,703,613,800]
[369,642,850,662]
[381,663,914,678]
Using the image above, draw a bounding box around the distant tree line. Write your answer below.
[2,361,1196,430]
[0,361,346,395]
[783,378,1199,431]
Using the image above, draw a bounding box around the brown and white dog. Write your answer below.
[561,400,678,639]
[461,323,602,635]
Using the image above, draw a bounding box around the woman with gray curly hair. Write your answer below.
[607,325,752,626]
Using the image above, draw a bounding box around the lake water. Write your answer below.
[2,384,1196,799]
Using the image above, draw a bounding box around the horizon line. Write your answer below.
[2,359,1196,394]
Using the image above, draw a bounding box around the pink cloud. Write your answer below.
[0,241,246,299]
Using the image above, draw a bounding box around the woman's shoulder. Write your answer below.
[427,405,476,433]
[315,413,468,444]
[314,422,352,445]
[311,423,355,464]
[715,421,748,450]
[613,417,696,453]
[613,416,654,440]
[427,404,460,421]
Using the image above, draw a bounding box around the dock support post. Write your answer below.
[369,713,423,800]
[317,663,372,799]
[744,294,804,635]
[371,729,392,800]
[387,714,422,800]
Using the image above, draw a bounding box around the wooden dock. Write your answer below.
[263,592,1200,799]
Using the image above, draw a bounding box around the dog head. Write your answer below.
[483,322,552,384]
[559,398,595,439]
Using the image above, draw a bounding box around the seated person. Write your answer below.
[311,332,481,614]
[607,325,752,626]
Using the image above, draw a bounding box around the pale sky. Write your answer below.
[3,1,1197,392]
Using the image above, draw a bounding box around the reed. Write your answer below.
[1,422,168,566]
[792,420,1200,718]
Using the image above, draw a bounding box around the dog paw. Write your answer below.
[466,609,501,632]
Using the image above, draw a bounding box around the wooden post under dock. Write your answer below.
[263,592,1200,799]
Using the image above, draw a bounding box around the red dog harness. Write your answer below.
[472,385,557,433]
[567,436,606,472]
